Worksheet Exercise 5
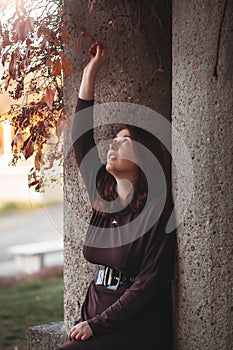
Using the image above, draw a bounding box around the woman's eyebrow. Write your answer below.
[115,135,133,139]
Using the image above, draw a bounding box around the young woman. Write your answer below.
[57,44,175,350]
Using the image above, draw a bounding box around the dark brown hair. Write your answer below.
[95,124,165,216]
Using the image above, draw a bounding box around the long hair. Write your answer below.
[95,124,166,216]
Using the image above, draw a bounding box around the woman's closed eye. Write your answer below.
[113,137,130,144]
[122,138,130,144]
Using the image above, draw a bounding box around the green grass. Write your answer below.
[0,200,62,216]
[0,274,64,350]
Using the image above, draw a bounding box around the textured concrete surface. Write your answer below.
[172,1,233,349]
[28,1,232,349]
[63,0,172,330]
[27,322,67,350]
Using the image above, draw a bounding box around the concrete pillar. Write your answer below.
[172,1,233,349]
[63,0,172,329]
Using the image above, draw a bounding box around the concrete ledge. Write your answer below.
[27,321,67,350]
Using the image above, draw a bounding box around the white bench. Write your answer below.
[8,240,63,274]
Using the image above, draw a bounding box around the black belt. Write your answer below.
[94,265,135,291]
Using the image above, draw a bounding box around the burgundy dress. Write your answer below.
[57,98,175,350]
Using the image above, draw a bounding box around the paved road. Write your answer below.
[0,203,63,276]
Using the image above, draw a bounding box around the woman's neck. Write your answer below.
[116,178,135,203]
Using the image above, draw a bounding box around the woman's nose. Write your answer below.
[110,140,118,150]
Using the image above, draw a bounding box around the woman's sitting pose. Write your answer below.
[57,43,175,350]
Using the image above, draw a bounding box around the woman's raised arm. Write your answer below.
[79,43,107,100]
[71,43,107,207]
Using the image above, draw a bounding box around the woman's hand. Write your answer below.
[79,43,107,100]
[68,321,93,341]
[83,43,107,79]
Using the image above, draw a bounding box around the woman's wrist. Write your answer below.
[83,68,97,82]
[78,72,96,100]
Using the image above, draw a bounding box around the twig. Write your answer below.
[213,0,228,79]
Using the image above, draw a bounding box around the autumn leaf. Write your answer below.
[41,36,47,50]
[2,34,12,48]
[51,58,62,76]
[26,38,33,45]
[77,30,95,53]
[45,50,52,67]
[23,136,34,159]
[61,55,72,76]
[28,179,39,188]
[77,32,83,53]
[13,16,34,42]
[45,87,55,110]
[14,130,25,147]
[23,46,31,67]
[1,47,10,66]
[15,81,24,99]
[35,146,42,170]
[56,119,65,138]
[156,67,165,73]
[4,75,11,90]
[9,51,18,79]
[61,25,70,44]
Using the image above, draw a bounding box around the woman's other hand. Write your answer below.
[68,321,93,341]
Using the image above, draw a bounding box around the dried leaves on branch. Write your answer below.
[0,0,72,190]
[0,0,164,191]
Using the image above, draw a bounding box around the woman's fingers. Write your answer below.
[69,327,81,340]
[68,322,93,341]
[89,42,106,59]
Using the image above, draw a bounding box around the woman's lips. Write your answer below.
[108,152,117,160]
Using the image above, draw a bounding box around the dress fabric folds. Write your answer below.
[57,98,175,350]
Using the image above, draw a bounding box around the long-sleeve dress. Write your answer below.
[57,98,176,350]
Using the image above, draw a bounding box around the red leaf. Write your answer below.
[61,55,72,76]
[14,16,34,42]
[26,38,32,45]
[34,151,41,170]
[51,58,62,76]
[41,36,47,50]
[1,48,10,66]
[2,34,12,48]
[77,32,83,53]
[61,25,70,44]
[23,136,34,159]
[45,87,55,110]
[4,75,11,90]
[156,67,165,73]
[28,179,39,188]
[23,46,31,67]
[9,52,17,79]
[15,81,24,99]
[56,119,65,138]
[45,51,52,67]
[77,30,96,53]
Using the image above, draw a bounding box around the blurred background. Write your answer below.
[0,73,64,277]
[0,79,64,350]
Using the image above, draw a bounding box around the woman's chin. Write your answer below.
[106,163,115,175]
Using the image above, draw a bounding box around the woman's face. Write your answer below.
[106,129,139,180]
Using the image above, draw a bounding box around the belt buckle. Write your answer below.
[106,267,121,291]
[95,266,121,291]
